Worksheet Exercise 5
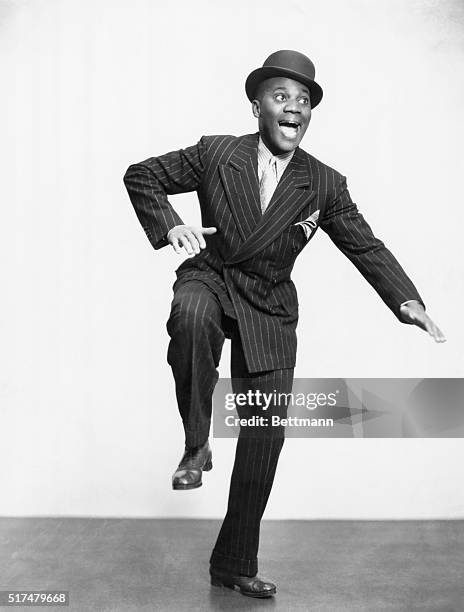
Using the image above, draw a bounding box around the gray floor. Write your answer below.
[0,518,463,611]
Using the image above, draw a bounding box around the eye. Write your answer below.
[274,93,286,102]
[299,97,310,105]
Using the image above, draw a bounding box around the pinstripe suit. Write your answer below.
[124,132,424,576]
[124,132,423,373]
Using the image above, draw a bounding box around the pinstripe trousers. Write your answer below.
[166,279,293,576]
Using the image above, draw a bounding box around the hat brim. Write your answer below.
[245,66,323,108]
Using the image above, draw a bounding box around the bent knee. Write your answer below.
[167,294,221,335]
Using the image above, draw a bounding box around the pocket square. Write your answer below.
[294,210,320,239]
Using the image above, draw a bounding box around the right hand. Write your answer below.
[167,225,217,256]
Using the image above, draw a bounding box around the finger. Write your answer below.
[424,320,436,339]
[201,227,217,235]
[191,228,207,249]
[436,327,447,342]
[184,230,201,254]
[431,323,447,343]
[179,234,194,255]
[170,235,182,254]
[425,320,446,343]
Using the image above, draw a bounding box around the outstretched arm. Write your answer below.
[320,175,445,343]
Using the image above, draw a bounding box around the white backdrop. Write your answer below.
[1,0,463,518]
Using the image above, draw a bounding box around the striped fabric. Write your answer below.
[166,279,226,448]
[124,133,426,578]
[165,277,293,575]
[258,156,278,213]
[257,136,294,184]
[210,330,293,576]
[124,132,424,374]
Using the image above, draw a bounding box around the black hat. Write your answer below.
[245,50,323,108]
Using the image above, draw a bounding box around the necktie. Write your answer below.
[259,157,278,213]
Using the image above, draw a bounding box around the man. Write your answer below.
[124,50,445,598]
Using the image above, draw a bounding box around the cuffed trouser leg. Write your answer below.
[166,280,226,448]
[210,326,293,576]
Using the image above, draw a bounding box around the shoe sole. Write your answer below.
[210,577,276,598]
[172,481,202,490]
[172,460,213,490]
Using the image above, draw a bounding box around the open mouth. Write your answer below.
[278,120,300,138]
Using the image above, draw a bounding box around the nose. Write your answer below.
[283,98,300,114]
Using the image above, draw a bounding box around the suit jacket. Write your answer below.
[124,133,424,373]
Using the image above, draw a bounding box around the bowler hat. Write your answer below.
[245,50,323,108]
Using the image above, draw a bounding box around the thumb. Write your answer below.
[201,227,217,235]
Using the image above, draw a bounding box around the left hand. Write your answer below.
[399,301,446,343]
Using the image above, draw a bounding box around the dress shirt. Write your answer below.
[257,137,294,190]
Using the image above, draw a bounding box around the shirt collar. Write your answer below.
[258,136,295,164]
[257,136,295,181]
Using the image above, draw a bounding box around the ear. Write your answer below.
[252,99,260,119]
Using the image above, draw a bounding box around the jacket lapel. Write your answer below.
[226,146,316,265]
[218,133,262,243]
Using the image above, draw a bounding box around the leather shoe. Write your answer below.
[210,567,276,598]
[172,440,212,490]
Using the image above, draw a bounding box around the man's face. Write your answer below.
[252,77,311,155]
